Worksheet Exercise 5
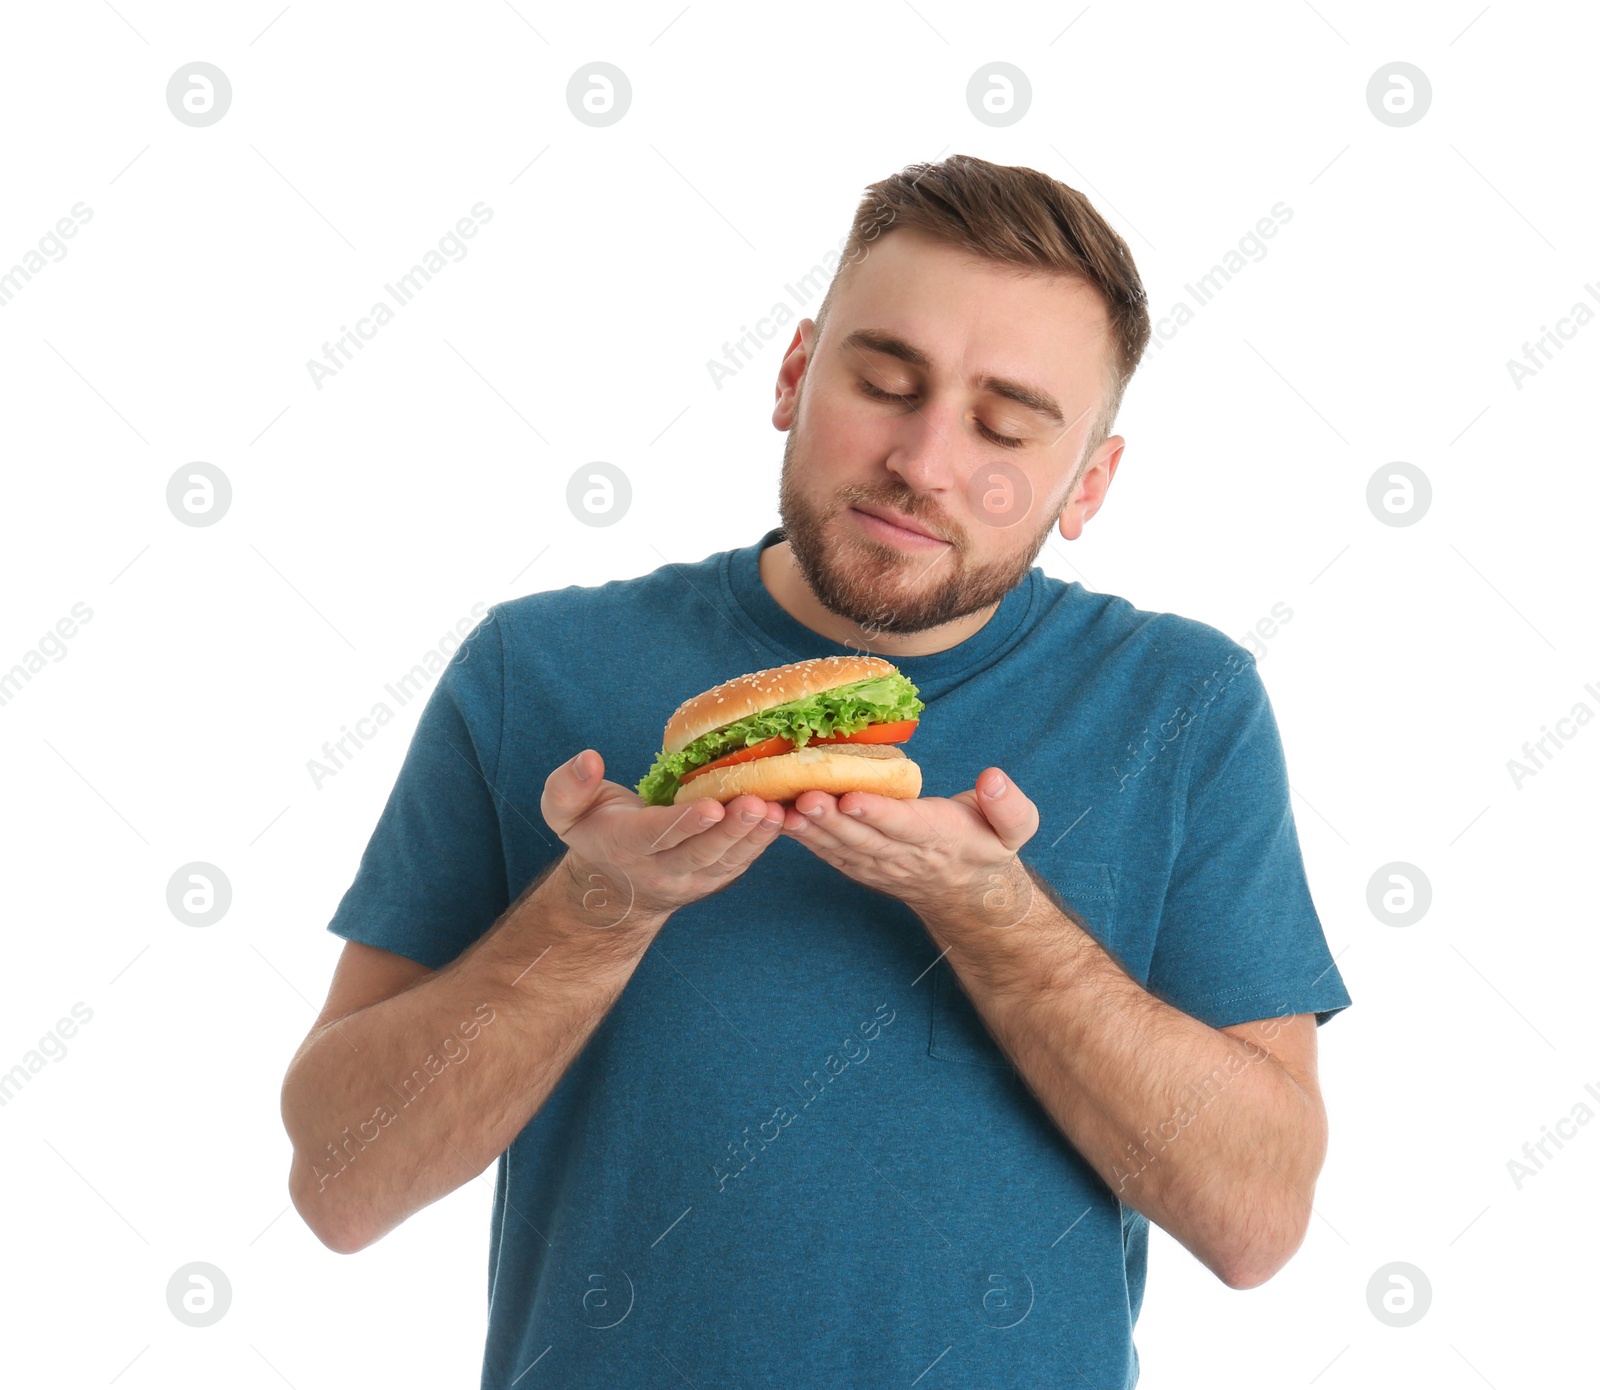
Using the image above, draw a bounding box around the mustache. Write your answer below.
[837,490,958,544]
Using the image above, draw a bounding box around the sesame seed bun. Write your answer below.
[663,654,901,755]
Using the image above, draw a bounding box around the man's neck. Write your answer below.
[758,538,1000,658]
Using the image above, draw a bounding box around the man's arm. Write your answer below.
[918,861,1327,1291]
[280,855,668,1254]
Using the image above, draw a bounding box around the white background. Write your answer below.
[1,1,1595,1386]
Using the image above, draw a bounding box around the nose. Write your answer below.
[881,397,962,497]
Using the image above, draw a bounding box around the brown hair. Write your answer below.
[812,153,1151,472]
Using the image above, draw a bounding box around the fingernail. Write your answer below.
[699,814,718,827]
[739,809,760,823]
[984,772,1007,798]
[803,805,823,817]
[844,807,863,817]
[571,752,591,782]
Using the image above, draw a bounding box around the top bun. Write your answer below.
[663,654,898,754]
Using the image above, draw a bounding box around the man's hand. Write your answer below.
[542,749,787,928]
[776,766,1040,919]
[779,762,1329,1290]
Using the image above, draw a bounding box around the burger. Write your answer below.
[634,655,925,807]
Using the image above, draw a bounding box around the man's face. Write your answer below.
[772,227,1122,637]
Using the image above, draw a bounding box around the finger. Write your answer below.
[657,794,778,873]
[972,768,1039,853]
[834,789,947,848]
[716,801,786,870]
[787,792,892,853]
[635,796,728,855]
[541,748,608,838]
[794,789,927,848]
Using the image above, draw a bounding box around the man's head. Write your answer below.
[772,154,1150,637]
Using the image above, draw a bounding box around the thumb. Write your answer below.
[975,767,1037,852]
[568,748,602,785]
[544,748,604,835]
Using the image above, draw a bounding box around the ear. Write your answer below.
[1057,437,1125,540]
[772,320,815,431]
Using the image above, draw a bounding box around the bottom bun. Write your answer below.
[671,742,922,805]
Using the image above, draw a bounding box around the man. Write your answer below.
[281,154,1350,1388]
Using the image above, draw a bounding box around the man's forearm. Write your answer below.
[916,863,1325,1289]
[282,857,666,1253]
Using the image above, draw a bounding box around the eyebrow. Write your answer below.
[840,327,1067,427]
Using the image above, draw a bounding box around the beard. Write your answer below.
[776,421,1065,638]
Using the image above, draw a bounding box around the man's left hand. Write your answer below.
[776,767,1040,922]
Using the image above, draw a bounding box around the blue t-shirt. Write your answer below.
[326,526,1351,1388]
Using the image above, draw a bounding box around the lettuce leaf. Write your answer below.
[634,672,924,806]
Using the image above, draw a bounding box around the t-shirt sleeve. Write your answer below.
[1145,646,1352,1030]
[324,607,512,971]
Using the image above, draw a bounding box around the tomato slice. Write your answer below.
[679,720,918,787]
[815,719,919,746]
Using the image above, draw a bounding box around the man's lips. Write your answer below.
[850,505,950,545]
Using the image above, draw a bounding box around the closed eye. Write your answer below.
[857,379,1026,450]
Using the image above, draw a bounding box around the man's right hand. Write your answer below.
[540,748,787,929]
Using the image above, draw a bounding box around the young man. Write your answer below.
[281,154,1350,1388]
